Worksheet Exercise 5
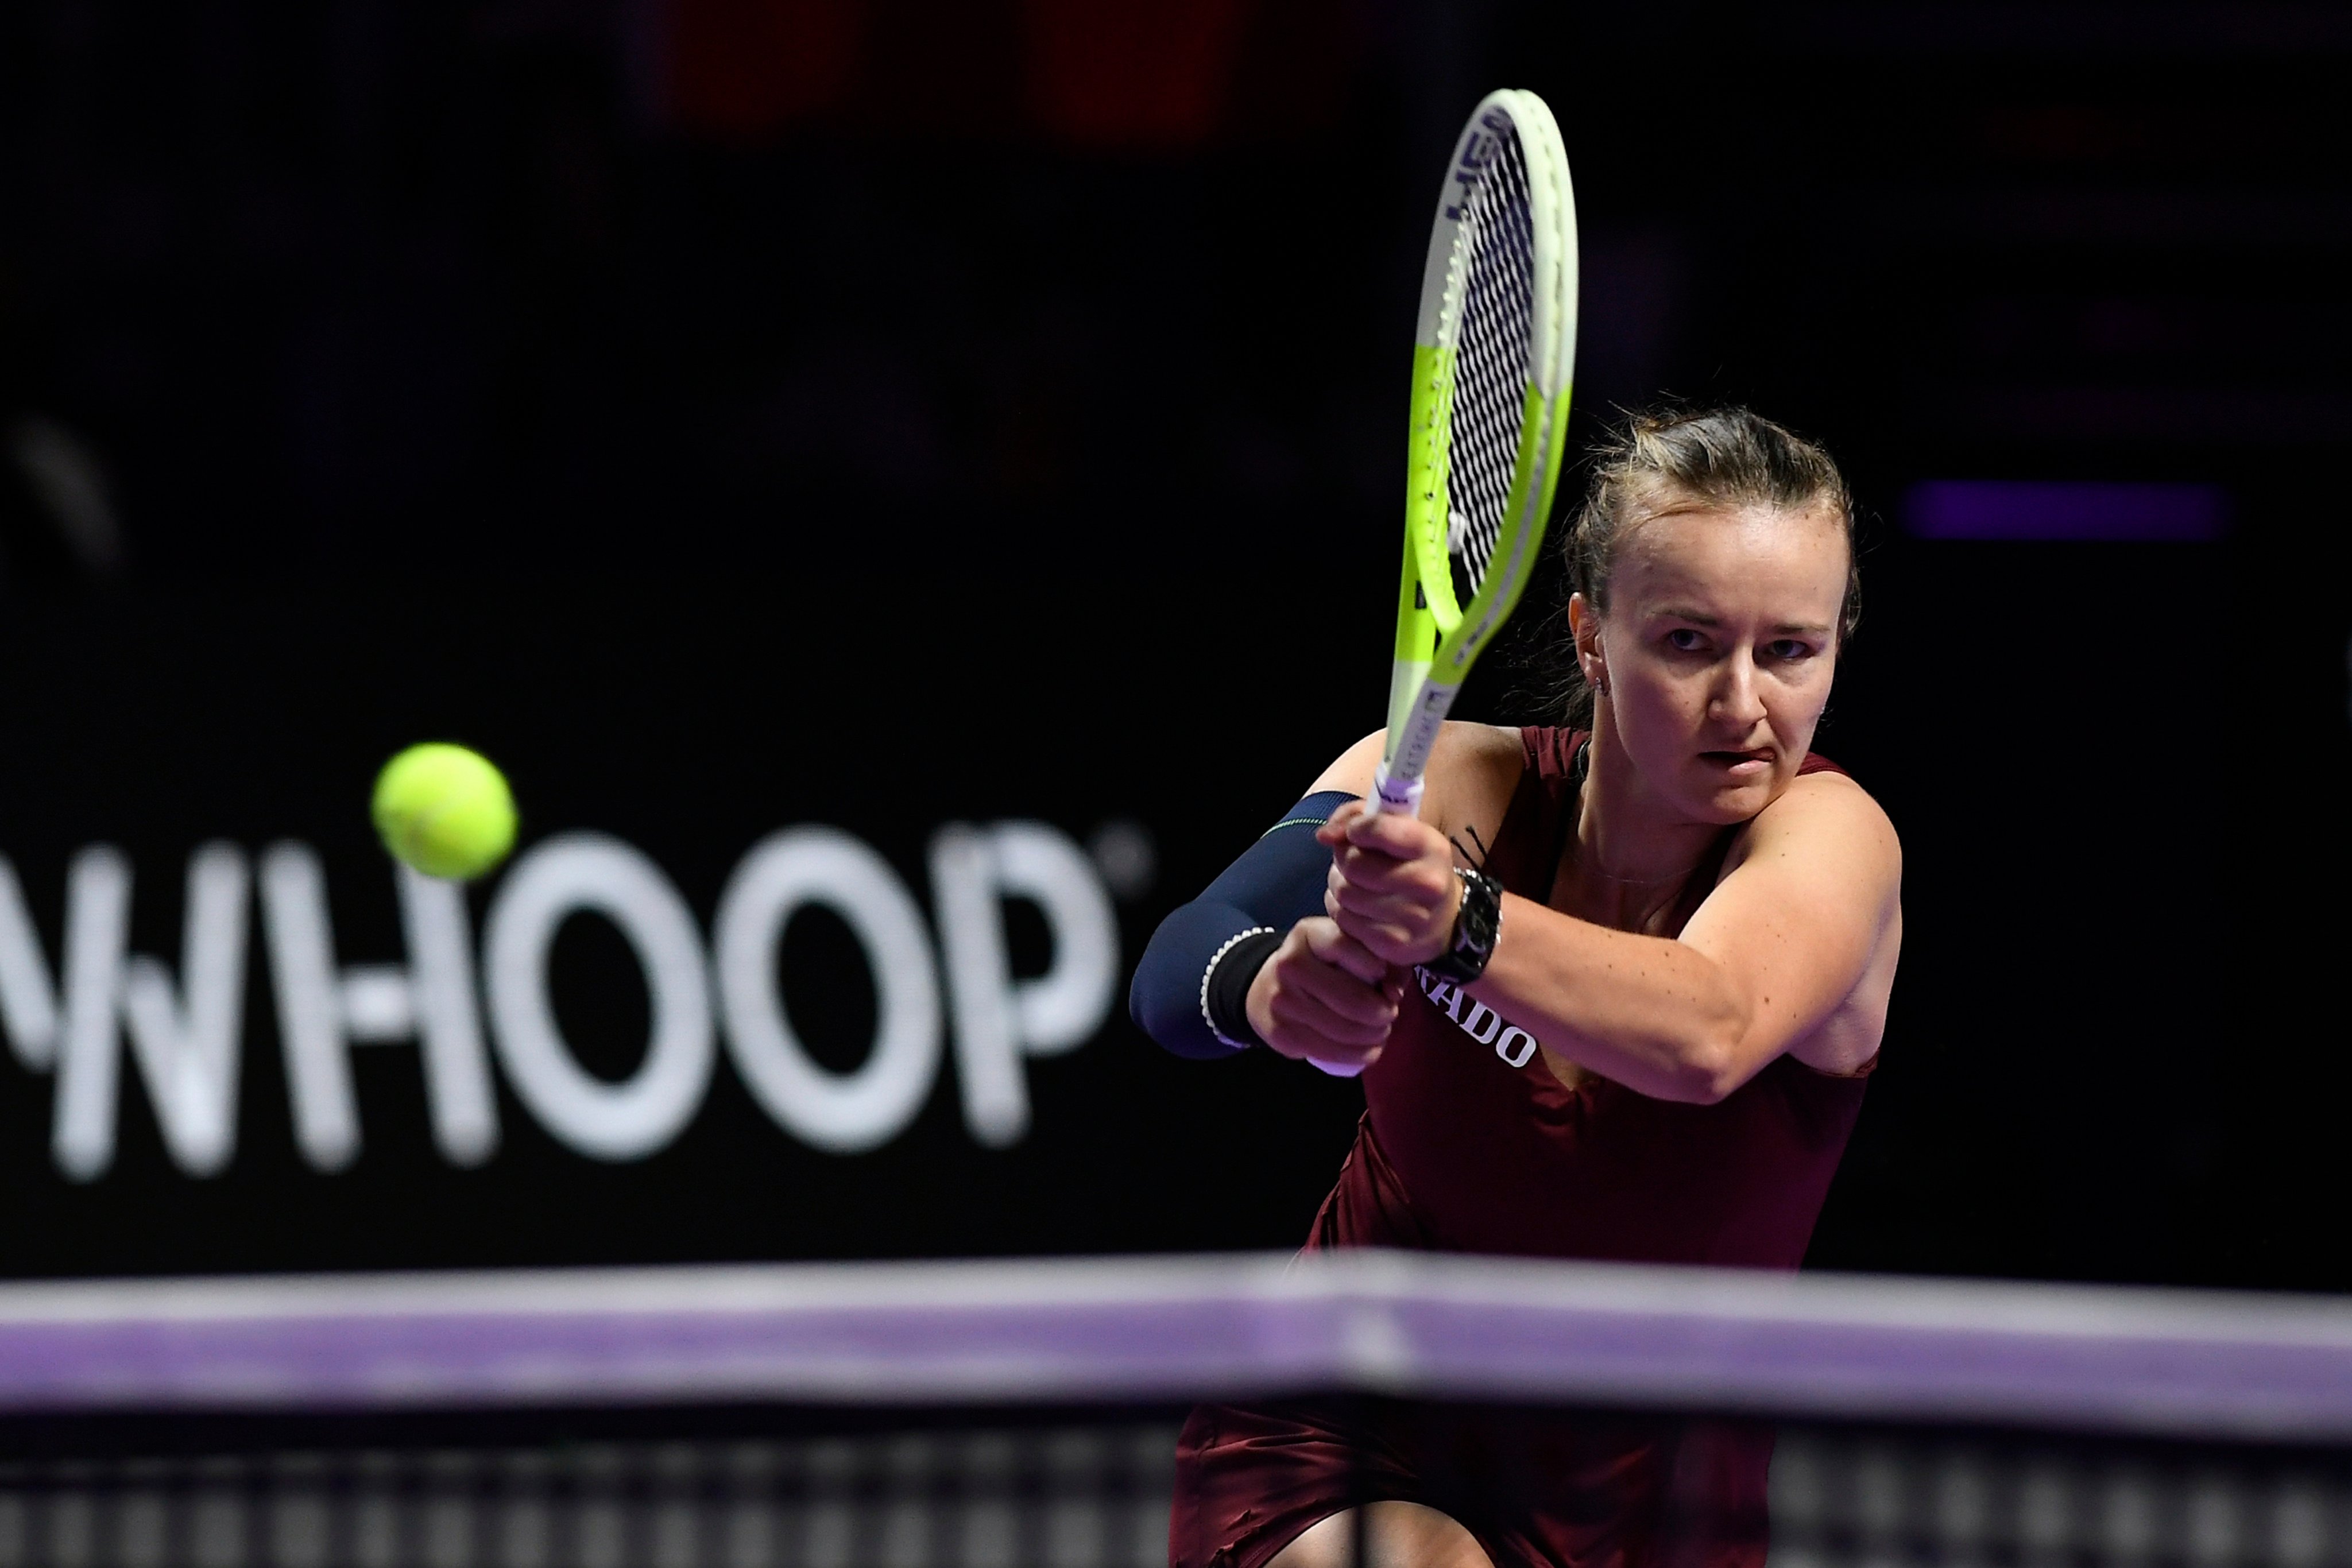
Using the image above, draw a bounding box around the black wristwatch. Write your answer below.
[1421,866,1503,983]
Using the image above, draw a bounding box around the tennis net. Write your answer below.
[0,1252,2349,1565]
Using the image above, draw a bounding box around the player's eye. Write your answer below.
[1664,628,1707,653]
[1766,638,1815,661]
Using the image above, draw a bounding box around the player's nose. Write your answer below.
[1711,653,1767,726]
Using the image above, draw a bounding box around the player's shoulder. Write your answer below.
[1745,766,1902,877]
[1306,721,1524,803]
[1424,722,1525,831]
[1430,719,1526,777]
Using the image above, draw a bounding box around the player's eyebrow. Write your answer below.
[1655,606,1834,636]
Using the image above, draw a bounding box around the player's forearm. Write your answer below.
[1467,895,1754,1103]
[1127,791,1360,1059]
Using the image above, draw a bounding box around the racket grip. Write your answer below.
[1366,762,1424,820]
[1307,1055,1368,1078]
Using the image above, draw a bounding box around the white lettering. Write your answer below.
[397,864,500,1166]
[929,822,1119,1149]
[713,828,941,1155]
[0,858,61,1067]
[483,834,713,1162]
[930,827,1016,1146]
[56,845,249,1180]
[49,847,131,1179]
[990,823,1119,1055]
[10,813,1131,1180]
[1417,967,1541,1069]
[259,846,498,1171]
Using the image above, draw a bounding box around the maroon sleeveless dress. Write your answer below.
[1169,728,1874,1568]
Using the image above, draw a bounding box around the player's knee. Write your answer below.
[1268,1500,1494,1568]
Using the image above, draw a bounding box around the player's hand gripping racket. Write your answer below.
[1367,90,1579,823]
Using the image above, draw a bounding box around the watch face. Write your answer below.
[1424,870,1503,984]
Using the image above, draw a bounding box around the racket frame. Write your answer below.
[1369,88,1579,820]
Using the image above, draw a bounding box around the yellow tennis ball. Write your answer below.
[371,743,517,881]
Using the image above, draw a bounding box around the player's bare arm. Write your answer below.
[1323,771,1901,1102]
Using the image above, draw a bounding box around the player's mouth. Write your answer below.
[1700,747,1775,778]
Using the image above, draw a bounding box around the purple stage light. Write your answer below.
[1904,481,2229,542]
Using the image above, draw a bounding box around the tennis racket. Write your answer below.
[1367,89,1578,821]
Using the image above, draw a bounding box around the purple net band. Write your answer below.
[0,1252,2347,1441]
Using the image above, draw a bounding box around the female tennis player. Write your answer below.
[1131,406,1902,1567]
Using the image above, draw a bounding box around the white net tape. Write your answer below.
[1445,119,1538,605]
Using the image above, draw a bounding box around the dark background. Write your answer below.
[0,0,2346,1288]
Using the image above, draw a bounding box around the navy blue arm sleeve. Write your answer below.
[1127,791,1358,1059]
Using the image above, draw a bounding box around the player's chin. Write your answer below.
[1682,767,1781,822]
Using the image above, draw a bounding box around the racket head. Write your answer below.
[1380,90,1579,808]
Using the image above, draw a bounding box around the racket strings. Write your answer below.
[1446,123,1538,605]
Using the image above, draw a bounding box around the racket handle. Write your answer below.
[1365,762,1424,820]
[1334,765,1413,1079]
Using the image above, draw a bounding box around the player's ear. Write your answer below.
[1567,593,1607,687]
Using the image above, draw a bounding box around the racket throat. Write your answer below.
[1383,655,1433,750]
[1373,676,1459,819]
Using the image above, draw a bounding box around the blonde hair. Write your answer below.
[1557,406,1859,727]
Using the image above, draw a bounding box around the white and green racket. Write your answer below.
[1367,89,1578,820]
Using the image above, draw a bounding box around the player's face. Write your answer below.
[1590,501,1848,823]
